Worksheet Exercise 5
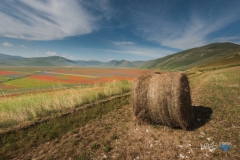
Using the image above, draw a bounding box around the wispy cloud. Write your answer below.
[61,54,78,60]
[46,51,57,56]
[81,0,113,20]
[130,0,240,49]
[161,14,240,49]
[113,41,135,45]
[101,45,173,59]
[2,42,13,47]
[20,45,25,47]
[212,36,240,44]
[0,0,109,40]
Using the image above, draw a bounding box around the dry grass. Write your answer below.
[132,72,193,129]
[0,80,132,129]
[131,72,153,123]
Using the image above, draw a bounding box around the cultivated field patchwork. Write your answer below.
[0,66,239,159]
[0,67,146,95]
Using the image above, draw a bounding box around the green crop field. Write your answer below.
[5,77,60,88]
[0,76,8,82]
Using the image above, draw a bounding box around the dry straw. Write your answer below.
[132,71,193,130]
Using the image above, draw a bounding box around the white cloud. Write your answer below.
[101,45,173,58]
[0,0,110,40]
[113,41,136,45]
[81,0,113,20]
[61,54,78,60]
[69,56,76,60]
[2,42,13,47]
[20,45,25,47]
[211,36,240,44]
[61,54,68,58]
[160,15,239,49]
[131,1,240,50]
[46,51,57,56]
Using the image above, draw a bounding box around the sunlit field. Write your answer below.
[0,79,132,129]
[0,66,147,129]
[1,66,239,159]
[0,67,146,96]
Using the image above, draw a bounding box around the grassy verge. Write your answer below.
[0,80,132,129]
[0,94,130,159]
[188,66,240,158]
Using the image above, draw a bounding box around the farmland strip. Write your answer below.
[0,92,130,135]
[45,71,99,78]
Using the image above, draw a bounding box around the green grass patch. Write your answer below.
[0,76,9,82]
[0,95,130,159]
[0,80,132,129]
[189,67,240,149]
[3,77,60,88]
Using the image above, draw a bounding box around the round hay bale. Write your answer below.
[132,71,193,130]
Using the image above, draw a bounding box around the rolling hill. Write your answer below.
[0,53,24,60]
[0,56,74,66]
[0,54,145,67]
[104,60,145,67]
[1,42,239,68]
[143,42,240,71]
[189,51,240,73]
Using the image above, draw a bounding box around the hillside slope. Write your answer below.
[0,56,74,66]
[105,60,135,67]
[195,52,240,70]
[0,54,145,67]
[0,53,24,60]
[143,42,240,71]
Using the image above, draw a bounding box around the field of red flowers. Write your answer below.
[53,68,144,78]
[0,70,29,78]
[0,67,147,95]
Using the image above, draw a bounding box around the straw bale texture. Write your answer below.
[132,72,193,129]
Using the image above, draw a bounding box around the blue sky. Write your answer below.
[0,0,240,62]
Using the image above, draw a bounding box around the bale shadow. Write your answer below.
[188,106,213,131]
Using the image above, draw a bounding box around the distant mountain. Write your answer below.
[104,60,146,67]
[0,53,24,60]
[27,56,75,66]
[75,60,104,66]
[142,42,240,71]
[105,60,134,67]
[0,54,145,67]
[0,56,74,66]
[132,61,147,67]
[2,42,238,69]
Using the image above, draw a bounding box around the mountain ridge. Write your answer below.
[142,42,240,71]
[1,42,240,69]
[0,54,145,67]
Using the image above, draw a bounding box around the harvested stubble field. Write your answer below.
[0,66,239,159]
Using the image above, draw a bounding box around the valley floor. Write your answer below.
[1,66,240,159]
